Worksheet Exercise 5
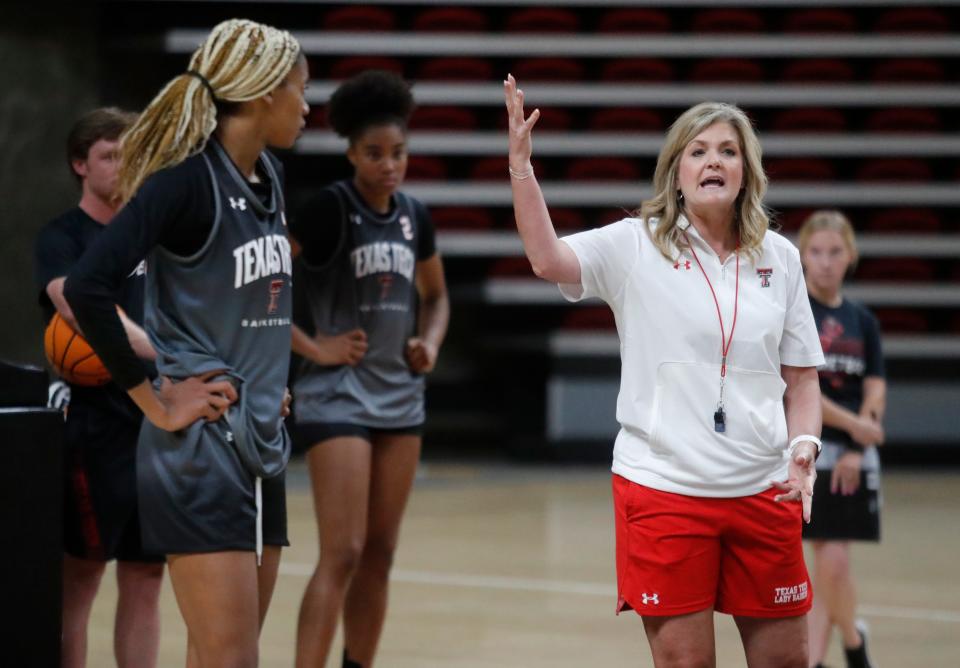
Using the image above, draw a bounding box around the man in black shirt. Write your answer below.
[34,108,164,668]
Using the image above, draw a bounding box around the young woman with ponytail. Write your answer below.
[64,19,308,665]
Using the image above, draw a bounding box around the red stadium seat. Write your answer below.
[775,209,817,232]
[766,158,836,181]
[418,57,493,82]
[772,108,848,133]
[488,257,535,277]
[512,58,585,82]
[562,307,616,330]
[322,6,396,31]
[866,209,941,234]
[505,8,580,33]
[600,58,675,83]
[782,9,857,33]
[329,57,404,80]
[409,107,478,131]
[874,8,951,33]
[589,108,663,132]
[872,308,928,333]
[430,207,495,230]
[566,158,640,181]
[549,208,586,230]
[857,159,933,182]
[692,9,764,33]
[471,157,546,181]
[597,9,672,33]
[780,59,855,83]
[866,108,942,133]
[856,259,934,282]
[690,58,764,83]
[405,156,448,181]
[872,59,945,83]
[413,7,487,32]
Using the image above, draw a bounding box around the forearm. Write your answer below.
[822,395,861,434]
[510,174,579,283]
[418,293,449,349]
[860,377,887,421]
[127,379,166,427]
[118,310,158,361]
[783,366,823,449]
[291,324,324,362]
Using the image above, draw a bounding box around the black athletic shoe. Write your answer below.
[844,619,875,668]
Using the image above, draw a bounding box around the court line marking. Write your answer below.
[279,563,960,624]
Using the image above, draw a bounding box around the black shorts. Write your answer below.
[63,402,164,563]
[802,470,881,542]
[298,421,424,447]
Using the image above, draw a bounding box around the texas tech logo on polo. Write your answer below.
[350,241,415,282]
[232,234,292,289]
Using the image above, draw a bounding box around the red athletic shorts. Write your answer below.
[613,474,812,618]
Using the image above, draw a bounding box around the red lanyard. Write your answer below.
[683,232,740,379]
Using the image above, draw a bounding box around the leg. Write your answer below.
[114,560,165,668]
[167,551,261,668]
[61,554,107,668]
[295,437,372,668]
[641,609,716,668]
[257,546,283,630]
[342,434,422,666]
[735,615,808,668]
[814,541,861,649]
[806,541,833,667]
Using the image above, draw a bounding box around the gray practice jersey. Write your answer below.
[293,181,427,427]
[141,140,293,483]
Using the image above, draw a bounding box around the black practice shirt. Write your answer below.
[64,141,279,391]
[809,295,885,448]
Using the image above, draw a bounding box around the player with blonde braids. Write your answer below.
[64,18,308,666]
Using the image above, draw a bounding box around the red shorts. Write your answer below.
[613,475,812,618]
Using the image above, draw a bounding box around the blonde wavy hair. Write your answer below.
[638,102,769,262]
[117,18,301,202]
[797,209,859,269]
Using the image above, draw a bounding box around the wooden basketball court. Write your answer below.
[84,462,960,666]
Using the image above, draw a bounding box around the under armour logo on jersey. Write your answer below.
[399,215,414,241]
[224,430,234,442]
[229,197,247,211]
[757,267,773,287]
[673,259,691,270]
[641,593,660,605]
[351,214,363,226]
[127,259,147,277]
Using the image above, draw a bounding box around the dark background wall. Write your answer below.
[0,3,100,366]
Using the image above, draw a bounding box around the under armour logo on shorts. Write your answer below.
[642,593,660,605]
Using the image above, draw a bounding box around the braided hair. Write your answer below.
[117,18,301,202]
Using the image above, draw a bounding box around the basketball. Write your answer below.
[44,312,111,386]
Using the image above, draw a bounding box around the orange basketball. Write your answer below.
[44,312,111,386]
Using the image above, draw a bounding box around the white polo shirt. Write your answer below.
[559,216,824,497]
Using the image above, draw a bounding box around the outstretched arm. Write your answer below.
[504,74,580,285]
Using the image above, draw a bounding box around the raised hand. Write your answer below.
[314,328,368,367]
[503,74,541,172]
[405,337,438,374]
[773,441,818,523]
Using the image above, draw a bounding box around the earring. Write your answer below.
[677,191,684,204]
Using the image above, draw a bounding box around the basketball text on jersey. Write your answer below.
[232,234,292,289]
[350,242,415,282]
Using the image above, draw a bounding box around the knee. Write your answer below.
[359,537,398,578]
[655,647,714,668]
[817,546,851,583]
[196,630,258,668]
[320,541,365,582]
[764,645,808,668]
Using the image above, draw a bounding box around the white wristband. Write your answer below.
[789,434,822,458]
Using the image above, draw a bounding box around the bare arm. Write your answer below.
[823,392,884,447]
[504,75,580,284]
[407,253,450,374]
[776,364,823,522]
[291,323,367,367]
[47,277,156,361]
[860,376,887,423]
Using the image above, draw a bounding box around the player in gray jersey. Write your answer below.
[290,71,449,668]
[64,20,307,666]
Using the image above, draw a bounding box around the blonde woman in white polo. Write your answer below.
[504,75,825,667]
